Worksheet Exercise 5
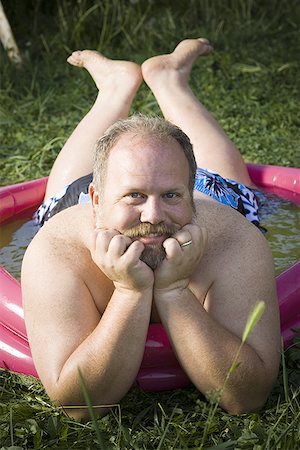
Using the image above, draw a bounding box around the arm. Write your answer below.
[154,222,281,414]
[22,228,153,420]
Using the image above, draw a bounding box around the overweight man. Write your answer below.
[22,38,281,420]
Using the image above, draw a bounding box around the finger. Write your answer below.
[122,240,145,264]
[180,226,207,259]
[200,226,208,248]
[95,229,120,253]
[108,234,133,257]
[172,223,202,246]
[181,224,204,247]
[172,229,192,248]
[163,237,182,260]
[180,223,199,236]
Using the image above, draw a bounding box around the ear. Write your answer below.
[89,183,99,210]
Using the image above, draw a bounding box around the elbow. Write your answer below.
[56,403,110,422]
[47,389,89,421]
[219,381,273,415]
[50,391,111,421]
[57,404,93,422]
[47,384,111,422]
[221,395,268,416]
[222,358,280,415]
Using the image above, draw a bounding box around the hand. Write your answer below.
[92,229,154,292]
[154,224,207,291]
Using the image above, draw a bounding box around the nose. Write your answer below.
[140,197,165,224]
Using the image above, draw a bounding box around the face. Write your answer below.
[91,132,194,269]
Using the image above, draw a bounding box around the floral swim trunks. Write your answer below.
[35,169,265,229]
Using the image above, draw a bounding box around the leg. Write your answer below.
[142,38,253,187]
[45,51,142,200]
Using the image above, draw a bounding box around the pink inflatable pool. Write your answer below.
[0,164,299,391]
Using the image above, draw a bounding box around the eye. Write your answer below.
[128,192,143,199]
[164,192,179,199]
[125,192,145,203]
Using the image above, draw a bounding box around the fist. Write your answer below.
[154,224,207,291]
[92,229,154,292]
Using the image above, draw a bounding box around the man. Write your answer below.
[22,38,280,420]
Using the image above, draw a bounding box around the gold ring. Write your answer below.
[180,239,192,248]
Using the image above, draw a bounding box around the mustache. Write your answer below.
[123,222,179,239]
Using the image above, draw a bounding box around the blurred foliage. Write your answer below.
[2,0,300,58]
[0,0,299,184]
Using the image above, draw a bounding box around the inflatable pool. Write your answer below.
[1,163,299,391]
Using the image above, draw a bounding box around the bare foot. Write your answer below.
[142,38,213,87]
[67,50,142,91]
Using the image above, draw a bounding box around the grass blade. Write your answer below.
[242,301,265,343]
[78,368,106,449]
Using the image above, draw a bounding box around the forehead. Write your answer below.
[105,132,190,190]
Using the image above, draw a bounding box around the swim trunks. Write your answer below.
[35,169,265,228]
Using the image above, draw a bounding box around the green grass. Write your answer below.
[0,0,300,448]
[1,0,299,185]
[1,344,300,449]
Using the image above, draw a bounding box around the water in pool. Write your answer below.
[0,218,38,279]
[0,193,299,280]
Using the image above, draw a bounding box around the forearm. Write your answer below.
[50,288,152,417]
[155,288,274,414]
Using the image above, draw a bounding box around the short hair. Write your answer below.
[92,114,197,197]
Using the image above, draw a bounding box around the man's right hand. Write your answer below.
[92,229,154,292]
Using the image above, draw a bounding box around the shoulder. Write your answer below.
[22,204,96,289]
[27,204,93,254]
[21,203,104,320]
[194,193,275,296]
[194,193,267,250]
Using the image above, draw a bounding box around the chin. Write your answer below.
[140,244,166,270]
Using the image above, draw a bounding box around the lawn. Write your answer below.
[0,0,299,448]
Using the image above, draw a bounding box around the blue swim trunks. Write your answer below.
[35,169,265,228]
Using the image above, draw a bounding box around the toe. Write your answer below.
[67,51,84,66]
[198,38,210,45]
[197,38,213,55]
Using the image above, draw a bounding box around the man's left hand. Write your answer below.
[154,224,207,291]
